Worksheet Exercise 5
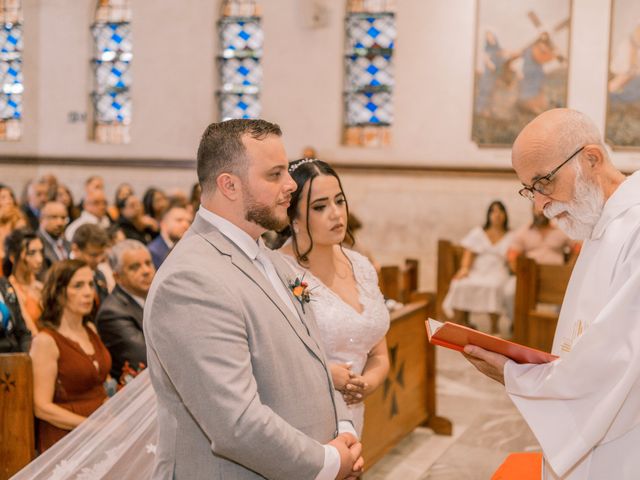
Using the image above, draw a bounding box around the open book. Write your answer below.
[426,318,558,364]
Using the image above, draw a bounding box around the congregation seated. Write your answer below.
[115,194,158,244]
[70,224,112,310]
[20,177,49,232]
[38,201,71,273]
[503,208,578,321]
[107,183,134,221]
[55,183,81,222]
[0,183,27,274]
[65,189,111,242]
[96,240,155,380]
[0,275,32,352]
[29,259,112,452]
[3,228,44,335]
[142,187,169,224]
[147,205,192,269]
[442,200,513,334]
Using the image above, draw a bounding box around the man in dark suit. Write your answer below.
[21,177,49,231]
[147,205,192,269]
[97,239,155,380]
[38,201,70,273]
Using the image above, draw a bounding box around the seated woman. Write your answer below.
[3,228,44,335]
[142,187,169,224]
[0,276,32,353]
[442,200,513,334]
[278,158,390,436]
[29,259,111,452]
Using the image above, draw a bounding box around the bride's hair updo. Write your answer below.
[282,158,354,264]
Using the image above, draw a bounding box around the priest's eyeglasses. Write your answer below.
[518,146,585,201]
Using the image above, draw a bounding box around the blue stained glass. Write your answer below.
[366,102,377,112]
[367,27,380,38]
[366,64,378,75]
[371,79,380,87]
[370,116,379,123]
[238,30,250,41]
[237,65,249,76]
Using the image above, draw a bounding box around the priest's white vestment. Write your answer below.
[504,170,640,479]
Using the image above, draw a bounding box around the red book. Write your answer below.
[426,318,558,364]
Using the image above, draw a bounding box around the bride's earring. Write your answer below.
[293,222,300,234]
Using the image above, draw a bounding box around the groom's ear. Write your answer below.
[216,173,240,201]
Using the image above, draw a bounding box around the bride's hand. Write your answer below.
[342,376,368,405]
[330,363,354,391]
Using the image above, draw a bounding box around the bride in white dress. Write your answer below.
[278,158,390,436]
[12,159,389,478]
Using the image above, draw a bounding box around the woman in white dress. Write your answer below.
[442,200,513,334]
[279,158,390,436]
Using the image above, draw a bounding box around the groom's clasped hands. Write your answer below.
[329,432,365,480]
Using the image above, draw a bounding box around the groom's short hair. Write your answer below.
[197,119,282,194]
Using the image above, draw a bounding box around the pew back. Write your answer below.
[0,353,35,479]
[513,256,574,352]
[435,240,464,321]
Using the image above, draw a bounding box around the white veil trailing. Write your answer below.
[12,370,158,480]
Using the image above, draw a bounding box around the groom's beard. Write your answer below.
[543,169,605,240]
[244,192,288,232]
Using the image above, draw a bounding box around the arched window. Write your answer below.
[0,0,23,141]
[217,0,262,121]
[91,0,132,144]
[344,0,396,147]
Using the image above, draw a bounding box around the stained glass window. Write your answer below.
[0,0,23,141]
[344,0,396,147]
[217,1,263,121]
[91,0,132,144]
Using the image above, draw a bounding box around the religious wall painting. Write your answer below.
[471,0,572,147]
[343,0,396,148]
[605,0,640,149]
[0,0,23,141]
[90,0,132,144]
[217,0,263,121]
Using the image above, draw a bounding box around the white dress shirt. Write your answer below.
[198,206,356,480]
[65,210,111,242]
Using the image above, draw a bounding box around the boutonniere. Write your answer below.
[288,274,312,313]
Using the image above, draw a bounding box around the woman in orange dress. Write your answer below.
[29,259,112,452]
[3,228,44,334]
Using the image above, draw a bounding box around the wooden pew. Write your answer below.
[362,296,452,468]
[513,256,574,352]
[0,353,35,480]
[379,259,422,303]
[435,239,464,321]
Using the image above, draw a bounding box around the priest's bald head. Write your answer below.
[512,108,626,240]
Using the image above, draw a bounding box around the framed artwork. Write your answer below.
[471,0,572,147]
[605,0,640,149]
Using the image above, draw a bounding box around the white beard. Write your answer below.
[543,170,605,240]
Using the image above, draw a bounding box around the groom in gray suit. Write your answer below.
[144,119,364,479]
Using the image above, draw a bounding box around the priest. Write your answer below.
[464,108,640,479]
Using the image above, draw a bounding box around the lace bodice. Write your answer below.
[280,249,390,377]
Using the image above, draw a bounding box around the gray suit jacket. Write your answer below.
[144,213,350,479]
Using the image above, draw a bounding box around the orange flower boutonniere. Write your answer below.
[288,275,312,313]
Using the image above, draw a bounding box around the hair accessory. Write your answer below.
[288,158,316,173]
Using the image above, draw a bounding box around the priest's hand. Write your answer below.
[462,345,508,385]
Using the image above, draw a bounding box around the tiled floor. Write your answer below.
[366,315,540,480]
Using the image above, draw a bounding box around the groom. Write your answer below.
[144,119,363,479]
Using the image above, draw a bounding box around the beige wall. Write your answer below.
[1,0,640,289]
[1,0,640,167]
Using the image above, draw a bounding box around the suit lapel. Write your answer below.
[114,285,144,329]
[191,216,325,362]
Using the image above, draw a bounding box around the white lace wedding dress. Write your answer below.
[280,248,390,435]
[13,249,389,478]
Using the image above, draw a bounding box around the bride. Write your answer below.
[14,159,390,478]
